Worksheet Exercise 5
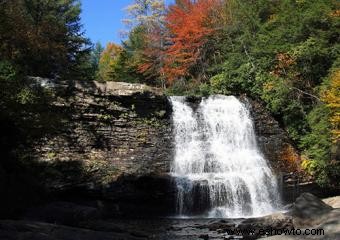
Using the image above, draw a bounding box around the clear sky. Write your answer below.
[80,0,174,47]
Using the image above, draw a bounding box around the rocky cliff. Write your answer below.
[26,80,304,215]
[31,82,300,186]
[31,81,173,186]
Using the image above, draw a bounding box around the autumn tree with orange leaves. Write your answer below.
[163,0,223,83]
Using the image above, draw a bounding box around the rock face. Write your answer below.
[32,80,173,185]
[27,80,177,217]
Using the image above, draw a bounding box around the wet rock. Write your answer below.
[23,202,101,226]
[266,208,340,240]
[101,174,177,217]
[316,209,340,239]
[292,193,333,219]
[198,234,209,239]
[206,220,235,231]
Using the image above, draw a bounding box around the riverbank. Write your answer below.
[0,194,339,240]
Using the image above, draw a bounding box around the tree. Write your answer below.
[122,0,167,87]
[164,0,222,83]
[110,27,148,83]
[137,26,167,87]
[90,42,104,74]
[322,69,340,142]
[0,0,90,78]
[98,43,123,82]
[123,0,166,31]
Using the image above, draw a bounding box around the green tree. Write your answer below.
[109,26,149,83]
[91,42,104,74]
[0,0,90,78]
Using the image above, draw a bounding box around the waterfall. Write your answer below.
[170,95,280,218]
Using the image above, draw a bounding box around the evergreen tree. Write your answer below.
[0,0,90,78]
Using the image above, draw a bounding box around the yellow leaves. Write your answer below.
[263,82,274,92]
[100,43,122,61]
[268,14,277,23]
[322,70,340,103]
[98,43,123,81]
[329,10,340,18]
[301,156,317,176]
[322,69,340,142]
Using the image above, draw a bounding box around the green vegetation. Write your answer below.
[0,0,94,142]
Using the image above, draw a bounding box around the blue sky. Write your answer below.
[80,0,174,47]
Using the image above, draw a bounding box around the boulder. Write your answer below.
[266,208,340,240]
[292,193,333,219]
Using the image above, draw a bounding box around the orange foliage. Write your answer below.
[329,9,340,18]
[163,0,221,83]
[280,144,301,173]
[271,53,296,77]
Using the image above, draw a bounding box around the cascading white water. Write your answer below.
[170,95,280,218]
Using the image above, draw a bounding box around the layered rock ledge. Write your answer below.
[25,80,306,216]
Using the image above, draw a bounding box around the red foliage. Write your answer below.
[163,0,221,83]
